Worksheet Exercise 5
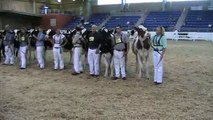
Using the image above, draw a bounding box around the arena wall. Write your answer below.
[40,15,73,29]
[0,0,43,14]
[0,15,40,29]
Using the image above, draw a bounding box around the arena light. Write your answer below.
[167,0,208,1]
[126,0,162,3]
[98,0,121,5]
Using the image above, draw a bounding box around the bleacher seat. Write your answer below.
[181,10,213,32]
[63,17,81,29]
[105,16,141,30]
[83,13,109,29]
[143,11,181,31]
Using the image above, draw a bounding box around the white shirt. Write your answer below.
[53,34,65,47]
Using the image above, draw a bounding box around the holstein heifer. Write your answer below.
[132,25,151,79]
[99,27,114,77]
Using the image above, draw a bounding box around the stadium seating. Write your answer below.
[181,10,213,32]
[105,16,141,30]
[143,11,181,31]
[83,13,109,29]
[63,17,81,29]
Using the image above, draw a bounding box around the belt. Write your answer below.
[154,49,163,52]
[114,49,124,51]
[89,48,98,50]
[54,47,61,49]
[74,46,81,48]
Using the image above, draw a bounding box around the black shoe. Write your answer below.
[90,74,95,76]
[94,75,99,77]
[155,82,162,85]
[20,67,26,70]
[2,63,8,65]
[122,77,127,80]
[10,64,14,66]
[72,72,80,75]
[112,77,119,80]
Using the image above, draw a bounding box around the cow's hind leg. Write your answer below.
[145,55,150,80]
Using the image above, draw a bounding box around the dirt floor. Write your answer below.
[0,41,213,120]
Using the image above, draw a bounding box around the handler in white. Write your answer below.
[152,26,167,85]
[112,25,129,80]
[51,29,67,70]
[3,25,15,65]
[33,26,46,69]
[18,27,28,69]
[173,29,178,41]
[87,25,102,76]
[72,27,83,75]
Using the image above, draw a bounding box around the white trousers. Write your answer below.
[174,35,179,41]
[36,46,45,68]
[153,51,163,83]
[4,45,14,65]
[88,48,100,75]
[19,46,28,68]
[113,50,126,78]
[53,47,64,69]
[73,47,83,73]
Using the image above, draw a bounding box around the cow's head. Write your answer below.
[100,27,112,37]
[0,30,6,38]
[135,25,148,38]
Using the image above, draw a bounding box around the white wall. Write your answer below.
[1,0,33,13]
[149,32,213,41]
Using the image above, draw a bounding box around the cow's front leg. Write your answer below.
[135,55,139,73]
[69,49,73,65]
[137,53,142,79]
[103,54,108,77]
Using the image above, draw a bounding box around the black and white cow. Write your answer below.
[131,25,151,79]
[99,27,114,77]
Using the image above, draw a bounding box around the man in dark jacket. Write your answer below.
[87,25,102,76]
